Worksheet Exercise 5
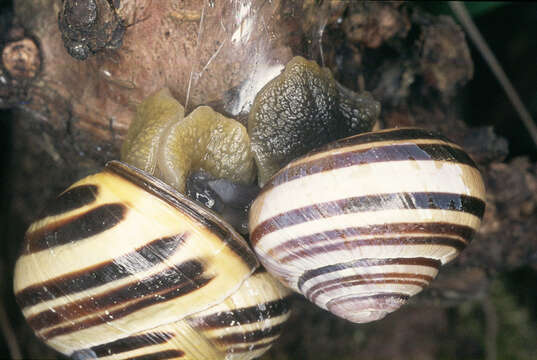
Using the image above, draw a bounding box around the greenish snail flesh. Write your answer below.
[121,88,256,194]
[249,56,380,186]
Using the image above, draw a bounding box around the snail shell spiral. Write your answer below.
[249,128,486,323]
[14,161,290,359]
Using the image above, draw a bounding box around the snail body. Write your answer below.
[249,127,486,323]
[248,56,380,186]
[14,161,290,359]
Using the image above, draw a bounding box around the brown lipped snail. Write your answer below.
[249,127,486,323]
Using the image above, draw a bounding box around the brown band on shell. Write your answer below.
[41,271,213,340]
[24,203,126,254]
[307,275,433,303]
[128,350,186,360]
[187,299,290,330]
[89,332,177,358]
[16,233,189,309]
[298,257,441,291]
[105,161,258,269]
[217,323,284,344]
[253,267,269,275]
[307,128,457,156]
[264,143,478,193]
[250,192,486,246]
[267,222,476,259]
[31,259,210,333]
[278,236,468,264]
[43,185,98,217]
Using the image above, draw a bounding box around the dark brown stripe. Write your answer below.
[309,128,454,156]
[251,192,485,245]
[90,332,176,357]
[267,222,475,259]
[265,143,477,192]
[312,279,425,304]
[253,267,269,275]
[129,350,185,360]
[42,272,213,340]
[306,273,433,302]
[306,272,432,297]
[29,259,208,331]
[43,185,98,217]
[280,236,466,264]
[16,233,188,308]
[188,299,290,330]
[25,203,126,254]
[218,323,283,344]
[298,257,440,291]
[106,161,258,269]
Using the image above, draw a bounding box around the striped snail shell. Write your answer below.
[14,161,291,359]
[249,127,486,323]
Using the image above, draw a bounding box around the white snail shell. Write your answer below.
[249,127,486,323]
[14,161,290,359]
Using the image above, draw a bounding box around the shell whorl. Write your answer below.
[14,161,290,359]
[249,128,486,323]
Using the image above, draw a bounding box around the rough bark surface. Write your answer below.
[1,1,536,359]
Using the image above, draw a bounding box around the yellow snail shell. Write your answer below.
[13,161,290,359]
[249,127,486,323]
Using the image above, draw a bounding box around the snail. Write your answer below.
[13,161,291,359]
[13,89,292,359]
[249,127,486,323]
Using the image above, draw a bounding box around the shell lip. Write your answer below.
[105,160,258,267]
